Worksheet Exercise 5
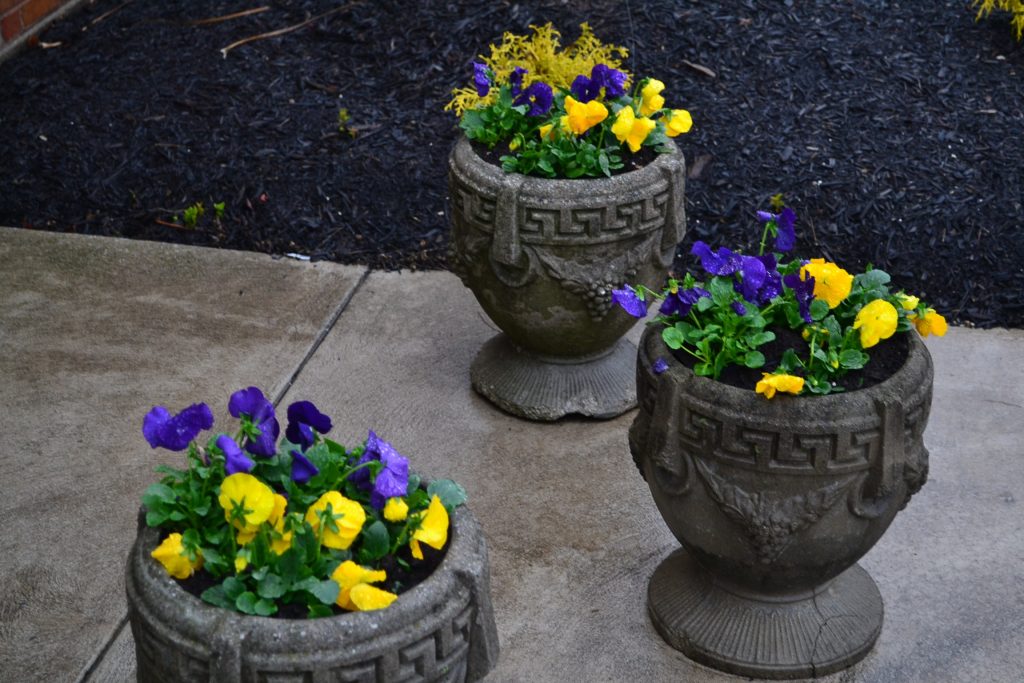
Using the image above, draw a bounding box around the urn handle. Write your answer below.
[849,398,908,518]
[656,157,687,268]
[644,372,694,497]
[489,175,525,268]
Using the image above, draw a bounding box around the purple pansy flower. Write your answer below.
[659,286,711,317]
[652,357,670,375]
[731,301,748,317]
[285,401,332,452]
[217,434,255,475]
[570,64,627,102]
[691,241,742,276]
[228,387,279,457]
[290,449,319,484]
[513,81,553,116]
[472,62,490,97]
[735,255,768,302]
[509,66,527,97]
[756,210,774,223]
[570,74,600,102]
[774,207,796,252]
[784,272,816,323]
[349,431,410,509]
[612,287,648,318]
[142,403,213,451]
[592,64,627,98]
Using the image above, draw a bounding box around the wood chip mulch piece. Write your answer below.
[0,0,1021,328]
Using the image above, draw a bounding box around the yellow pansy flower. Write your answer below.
[639,78,665,116]
[383,497,409,522]
[911,309,948,337]
[350,584,399,611]
[538,123,555,140]
[219,473,276,529]
[151,533,203,579]
[664,109,692,137]
[799,259,854,309]
[854,299,898,348]
[611,106,656,153]
[234,555,248,573]
[755,373,805,399]
[563,95,608,135]
[896,293,920,310]
[305,491,365,550]
[410,495,449,560]
[236,525,257,546]
[331,560,397,611]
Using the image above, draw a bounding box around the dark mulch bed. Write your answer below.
[1,1,1021,327]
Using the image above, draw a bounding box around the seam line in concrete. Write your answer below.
[75,614,128,683]
[272,266,371,406]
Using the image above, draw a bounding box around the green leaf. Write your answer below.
[222,576,247,601]
[200,585,233,610]
[661,326,684,350]
[309,579,340,606]
[359,521,390,562]
[257,573,287,600]
[254,599,277,616]
[141,483,175,507]
[427,480,468,510]
[694,363,713,376]
[235,591,259,615]
[858,269,891,288]
[695,296,714,312]
[746,331,775,347]
[145,510,169,527]
[810,299,830,321]
[709,277,734,307]
[744,351,766,368]
[839,350,868,369]
[308,604,334,619]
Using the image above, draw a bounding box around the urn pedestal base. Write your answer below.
[469,334,637,421]
[648,549,883,680]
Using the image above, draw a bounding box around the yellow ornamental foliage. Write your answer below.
[973,0,1024,41]
[639,79,666,116]
[151,533,203,579]
[854,299,899,349]
[799,259,854,309]
[611,106,656,153]
[219,473,276,529]
[564,95,608,135]
[911,309,949,337]
[446,23,631,115]
[665,109,693,137]
[755,373,805,399]
[410,495,449,560]
[305,491,365,550]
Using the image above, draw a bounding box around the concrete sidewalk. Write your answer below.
[1,227,1022,683]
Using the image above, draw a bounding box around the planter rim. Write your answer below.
[639,323,932,411]
[131,503,483,637]
[453,135,683,196]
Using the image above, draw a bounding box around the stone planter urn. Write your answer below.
[448,136,686,420]
[629,326,933,679]
[126,505,499,682]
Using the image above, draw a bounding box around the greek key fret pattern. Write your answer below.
[449,172,671,246]
[675,403,888,475]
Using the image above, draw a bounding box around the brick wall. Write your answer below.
[0,0,86,62]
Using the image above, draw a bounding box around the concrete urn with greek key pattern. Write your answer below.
[126,505,498,683]
[629,325,933,679]
[448,137,686,421]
